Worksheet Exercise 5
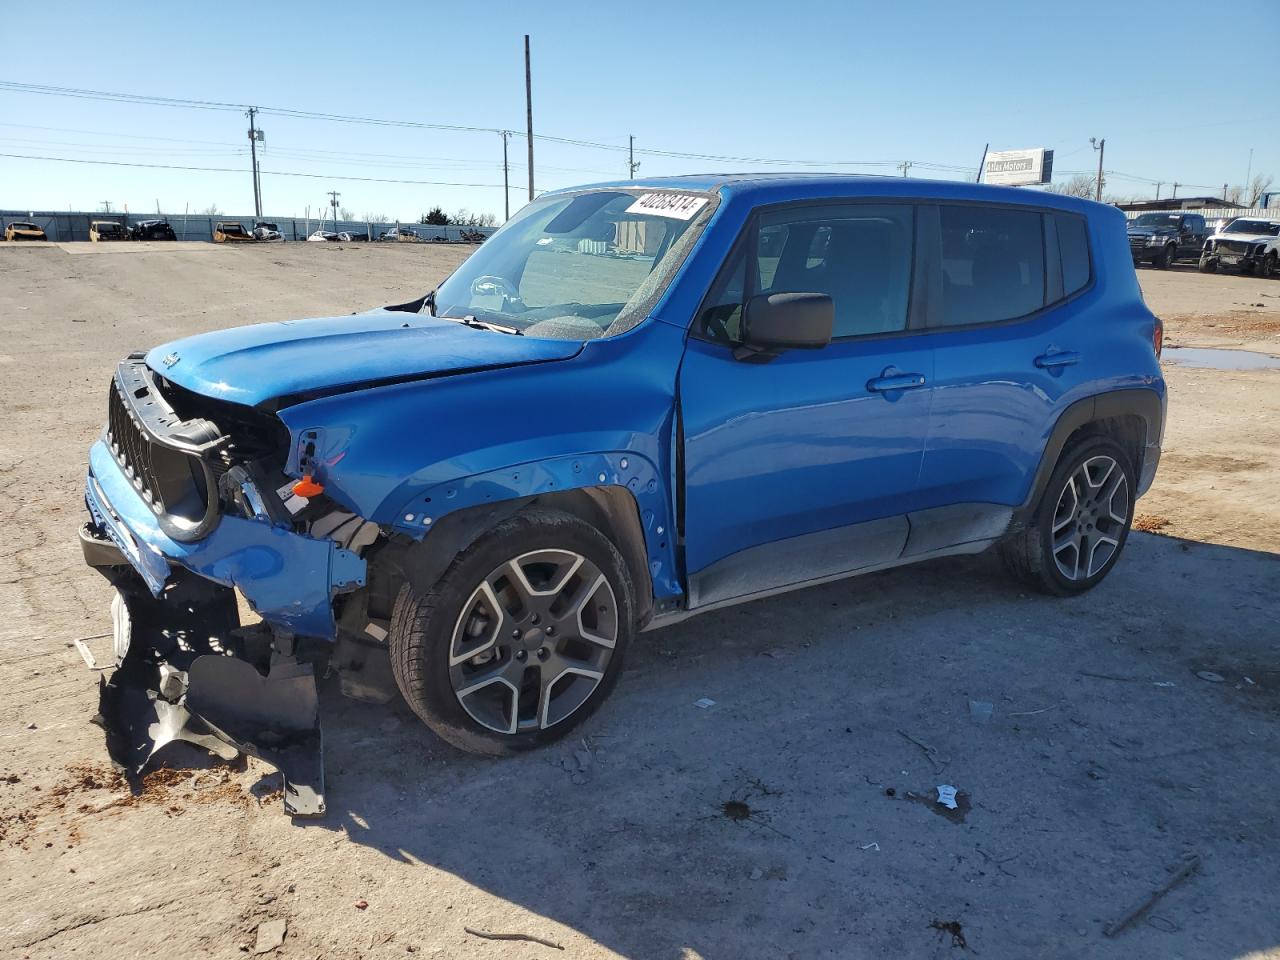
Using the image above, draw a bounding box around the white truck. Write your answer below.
[1199,217,1280,277]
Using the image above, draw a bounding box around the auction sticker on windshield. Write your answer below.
[626,193,709,220]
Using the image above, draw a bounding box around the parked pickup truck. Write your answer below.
[1199,217,1280,277]
[1126,211,1207,268]
[80,175,1166,814]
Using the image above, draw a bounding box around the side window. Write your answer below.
[1054,213,1091,298]
[936,205,1046,327]
[758,204,914,338]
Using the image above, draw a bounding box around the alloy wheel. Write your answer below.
[1050,455,1129,581]
[448,549,618,735]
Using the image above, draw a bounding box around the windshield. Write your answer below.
[433,189,715,340]
[1223,220,1279,236]
[1133,214,1180,227]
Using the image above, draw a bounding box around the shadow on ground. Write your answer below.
[273,533,1279,959]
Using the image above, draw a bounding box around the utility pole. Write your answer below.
[100,200,112,213]
[524,35,534,201]
[328,190,341,230]
[247,107,263,219]
[1171,182,1180,200]
[1245,146,1254,198]
[628,135,641,178]
[1090,137,1105,202]
[501,131,511,221]
[897,160,913,178]
[1155,182,1163,201]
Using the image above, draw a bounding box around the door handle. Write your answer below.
[1034,350,1080,369]
[867,372,927,392]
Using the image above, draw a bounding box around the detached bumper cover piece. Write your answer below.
[83,428,361,816]
[90,566,326,816]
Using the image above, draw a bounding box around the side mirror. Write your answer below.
[741,292,833,353]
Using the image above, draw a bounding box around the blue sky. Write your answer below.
[2,0,1277,221]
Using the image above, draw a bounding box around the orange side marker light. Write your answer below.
[292,475,324,498]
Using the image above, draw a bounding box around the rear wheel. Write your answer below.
[1001,436,1136,596]
[390,508,634,755]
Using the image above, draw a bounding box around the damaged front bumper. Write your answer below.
[82,439,367,816]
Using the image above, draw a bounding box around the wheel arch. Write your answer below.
[384,457,674,627]
[1014,388,1163,528]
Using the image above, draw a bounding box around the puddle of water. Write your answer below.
[1163,347,1280,370]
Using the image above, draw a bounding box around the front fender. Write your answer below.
[275,319,688,600]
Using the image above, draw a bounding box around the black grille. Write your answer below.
[103,362,225,541]
[107,378,166,512]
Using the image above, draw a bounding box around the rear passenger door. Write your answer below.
[916,203,1093,516]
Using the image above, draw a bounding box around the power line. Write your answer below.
[0,152,522,189]
[0,78,976,175]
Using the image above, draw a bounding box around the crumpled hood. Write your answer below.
[1214,231,1275,243]
[146,308,584,406]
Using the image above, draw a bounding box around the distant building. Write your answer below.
[1116,197,1241,212]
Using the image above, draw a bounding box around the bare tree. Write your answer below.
[1246,174,1274,208]
[363,212,391,223]
[200,203,222,216]
[339,206,354,220]
[1047,175,1096,199]
[1224,184,1245,205]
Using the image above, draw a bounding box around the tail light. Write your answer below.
[1153,316,1164,359]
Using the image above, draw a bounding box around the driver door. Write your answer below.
[678,202,934,609]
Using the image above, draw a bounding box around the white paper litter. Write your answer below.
[936,784,959,810]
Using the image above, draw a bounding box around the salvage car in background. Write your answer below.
[213,221,254,243]
[306,230,339,242]
[379,226,421,242]
[90,221,130,242]
[1199,218,1280,277]
[4,221,46,241]
[253,221,285,242]
[80,176,1165,814]
[131,219,178,241]
[1126,212,1207,268]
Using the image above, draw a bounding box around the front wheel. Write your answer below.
[1155,244,1175,268]
[389,508,634,756]
[1262,253,1277,279]
[1001,436,1136,596]
[1198,257,1217,273]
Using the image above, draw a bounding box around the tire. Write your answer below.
[1262,253,1277,279]
[1000,435,1136,597]
[1198,257,1217,274]
[389,507,634,756]
[1155,244,1175,269]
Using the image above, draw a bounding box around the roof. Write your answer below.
[544,172,1103,215]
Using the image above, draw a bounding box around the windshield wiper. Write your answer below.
[452,314,523,336]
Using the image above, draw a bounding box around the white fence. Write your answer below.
[1124,207,1279,221]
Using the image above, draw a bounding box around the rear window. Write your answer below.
[1054,214,1091,297]
[937,205,1045,327]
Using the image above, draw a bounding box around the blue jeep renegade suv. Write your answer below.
[81,175,1165,813]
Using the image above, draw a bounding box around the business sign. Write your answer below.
[983,148,1054,186]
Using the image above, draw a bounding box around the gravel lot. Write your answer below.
[1,243,1277,960]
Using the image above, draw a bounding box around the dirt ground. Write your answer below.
[0,243,1277,960]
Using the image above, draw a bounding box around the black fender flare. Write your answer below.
[1013,387,1164,527]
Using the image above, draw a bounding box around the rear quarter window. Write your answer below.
[1054,213,1091,297]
